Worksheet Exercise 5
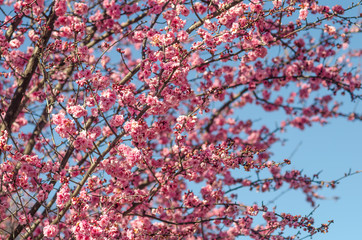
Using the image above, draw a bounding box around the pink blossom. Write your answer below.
[67,105,87,118]
[43,224,58,238]
[193,2,207,14]
[273,0,282,8]
[324,24,336,35]
[0,130,12,152]
[299,8,308,20]
[250,3,263,13]
[150,5,162,14]
[56,185,70,209]
[133,30,145,42]
[18,213,33,225]
[9,39,21,49]
[332,5,344,14]
[74,131,93,152]
[177,5,190,16]
[54,0,67,16]
[37,190,48,202]
[100,89,117,112]
[177,30,189,42]
[74,2,88,15]
[109,115,124,127]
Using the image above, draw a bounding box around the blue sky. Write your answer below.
[270,117,362,239]
[240,112,362,239]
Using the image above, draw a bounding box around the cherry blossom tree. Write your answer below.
[0,0,361,239]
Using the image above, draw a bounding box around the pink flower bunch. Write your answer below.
[52,111,77,138]
[74,131,93,152]
[54,0,67,16]
[67,105,87,118]
[56,185,70,209]
[43,224,59,238]
[0,130,12,152]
